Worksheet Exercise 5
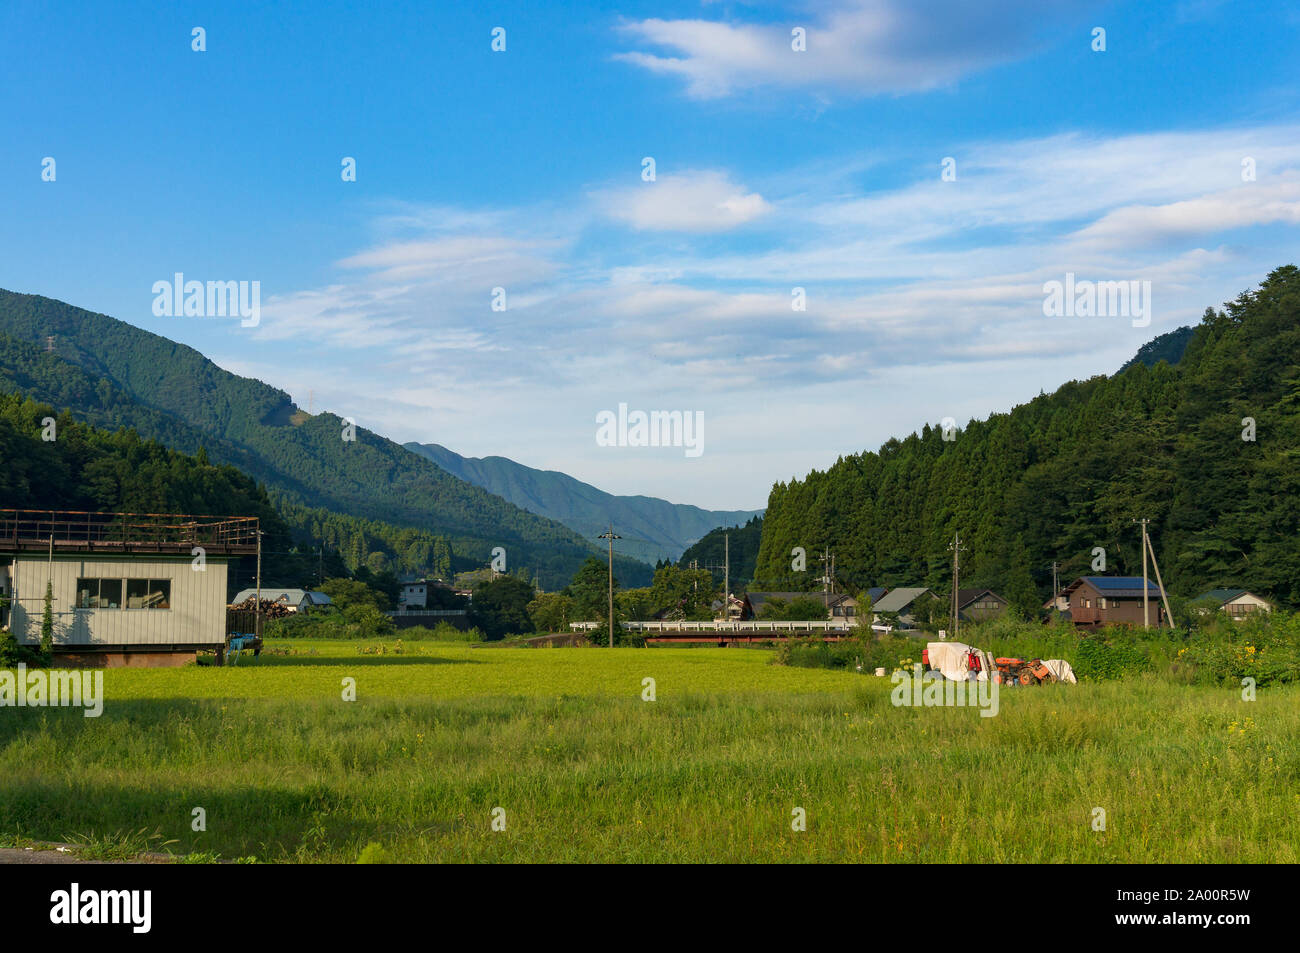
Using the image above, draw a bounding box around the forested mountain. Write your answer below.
[406,442,762,564]
[0,290,650,589]
[676,515,764,590]
[0,392,309,594]
[752,266,1300,610]
[1117,325,1194,373]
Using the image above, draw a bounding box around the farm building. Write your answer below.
[231,588,331,612]
[0,509,258,666]
[1193,588,1272,618]
[1060,576,1165,627]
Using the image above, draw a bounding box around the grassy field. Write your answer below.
[1,639,1295,863]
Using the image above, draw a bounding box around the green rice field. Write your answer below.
[1,639,1295,863]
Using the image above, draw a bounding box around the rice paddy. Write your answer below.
[1,640,1295,863]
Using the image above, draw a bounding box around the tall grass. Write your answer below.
[1,640,1294,862]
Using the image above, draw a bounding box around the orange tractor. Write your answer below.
[993,657,1056,686]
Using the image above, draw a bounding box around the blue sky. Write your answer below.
[3,0,1299,509]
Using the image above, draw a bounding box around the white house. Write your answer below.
[399,579,430,610]
[1194,588,1272,618]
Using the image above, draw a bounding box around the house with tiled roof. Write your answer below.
[869,587,935,630]
[1193,588,1272,618]
[954,588,1009,622]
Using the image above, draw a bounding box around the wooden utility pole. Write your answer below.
[255,529,263,639]
[1143,522,1175,629]
[724,532,730,622]
[949,532,965,642]
[817,547,834,612]
[598,526,620,647]
[1051,561,1059,608]
[1139,518,1150,628]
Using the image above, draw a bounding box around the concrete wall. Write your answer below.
[6,554,229,648]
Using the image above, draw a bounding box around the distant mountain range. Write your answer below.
[0,289,652,589]
[405,443,763,565]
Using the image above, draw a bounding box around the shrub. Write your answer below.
[1072,633,1151,681]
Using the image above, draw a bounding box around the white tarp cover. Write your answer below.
[1041,659,1078,684]
[926,641,994,682]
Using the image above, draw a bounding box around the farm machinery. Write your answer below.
[922,643,1073,686]
[991,656,1055,686]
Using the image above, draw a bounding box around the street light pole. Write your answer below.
[598,525,621,647]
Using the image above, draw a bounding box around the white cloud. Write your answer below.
[594,170,771,232]
[614,1,1090,99]
[233,121,1300,507]
[1069,176,1300,248]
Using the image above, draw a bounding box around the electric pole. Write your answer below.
[1051,561,1059,609]
[598,526,620,647]
[1135,518,1174,629]
[949,531,966,642]
[817,547,834,612]
[724,532,730,622]
[1137,518,1150,628]
[255,528,263,639]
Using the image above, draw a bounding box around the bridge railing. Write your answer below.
[569,620,856,633]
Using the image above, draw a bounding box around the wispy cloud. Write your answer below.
[234,121,1300,507]
[594,169,771,232]
[614,0,1092,99]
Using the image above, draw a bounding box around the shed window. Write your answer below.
[126,578,171,609]
[76,578,123,609]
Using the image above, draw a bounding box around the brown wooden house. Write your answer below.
[1060,576,1165,627]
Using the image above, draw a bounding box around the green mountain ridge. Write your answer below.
[405,442,762,565]
[1117,325,1195,374]
[676,516,764,590]
[751,266,1300,609]
[0,289,651,589]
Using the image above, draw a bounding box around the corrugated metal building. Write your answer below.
[0,510,258,666]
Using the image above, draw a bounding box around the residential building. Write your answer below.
[1060,576,1165,626]
[870,587,936,629]
[1193,588,1272,618]
[955,588,1009,622]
